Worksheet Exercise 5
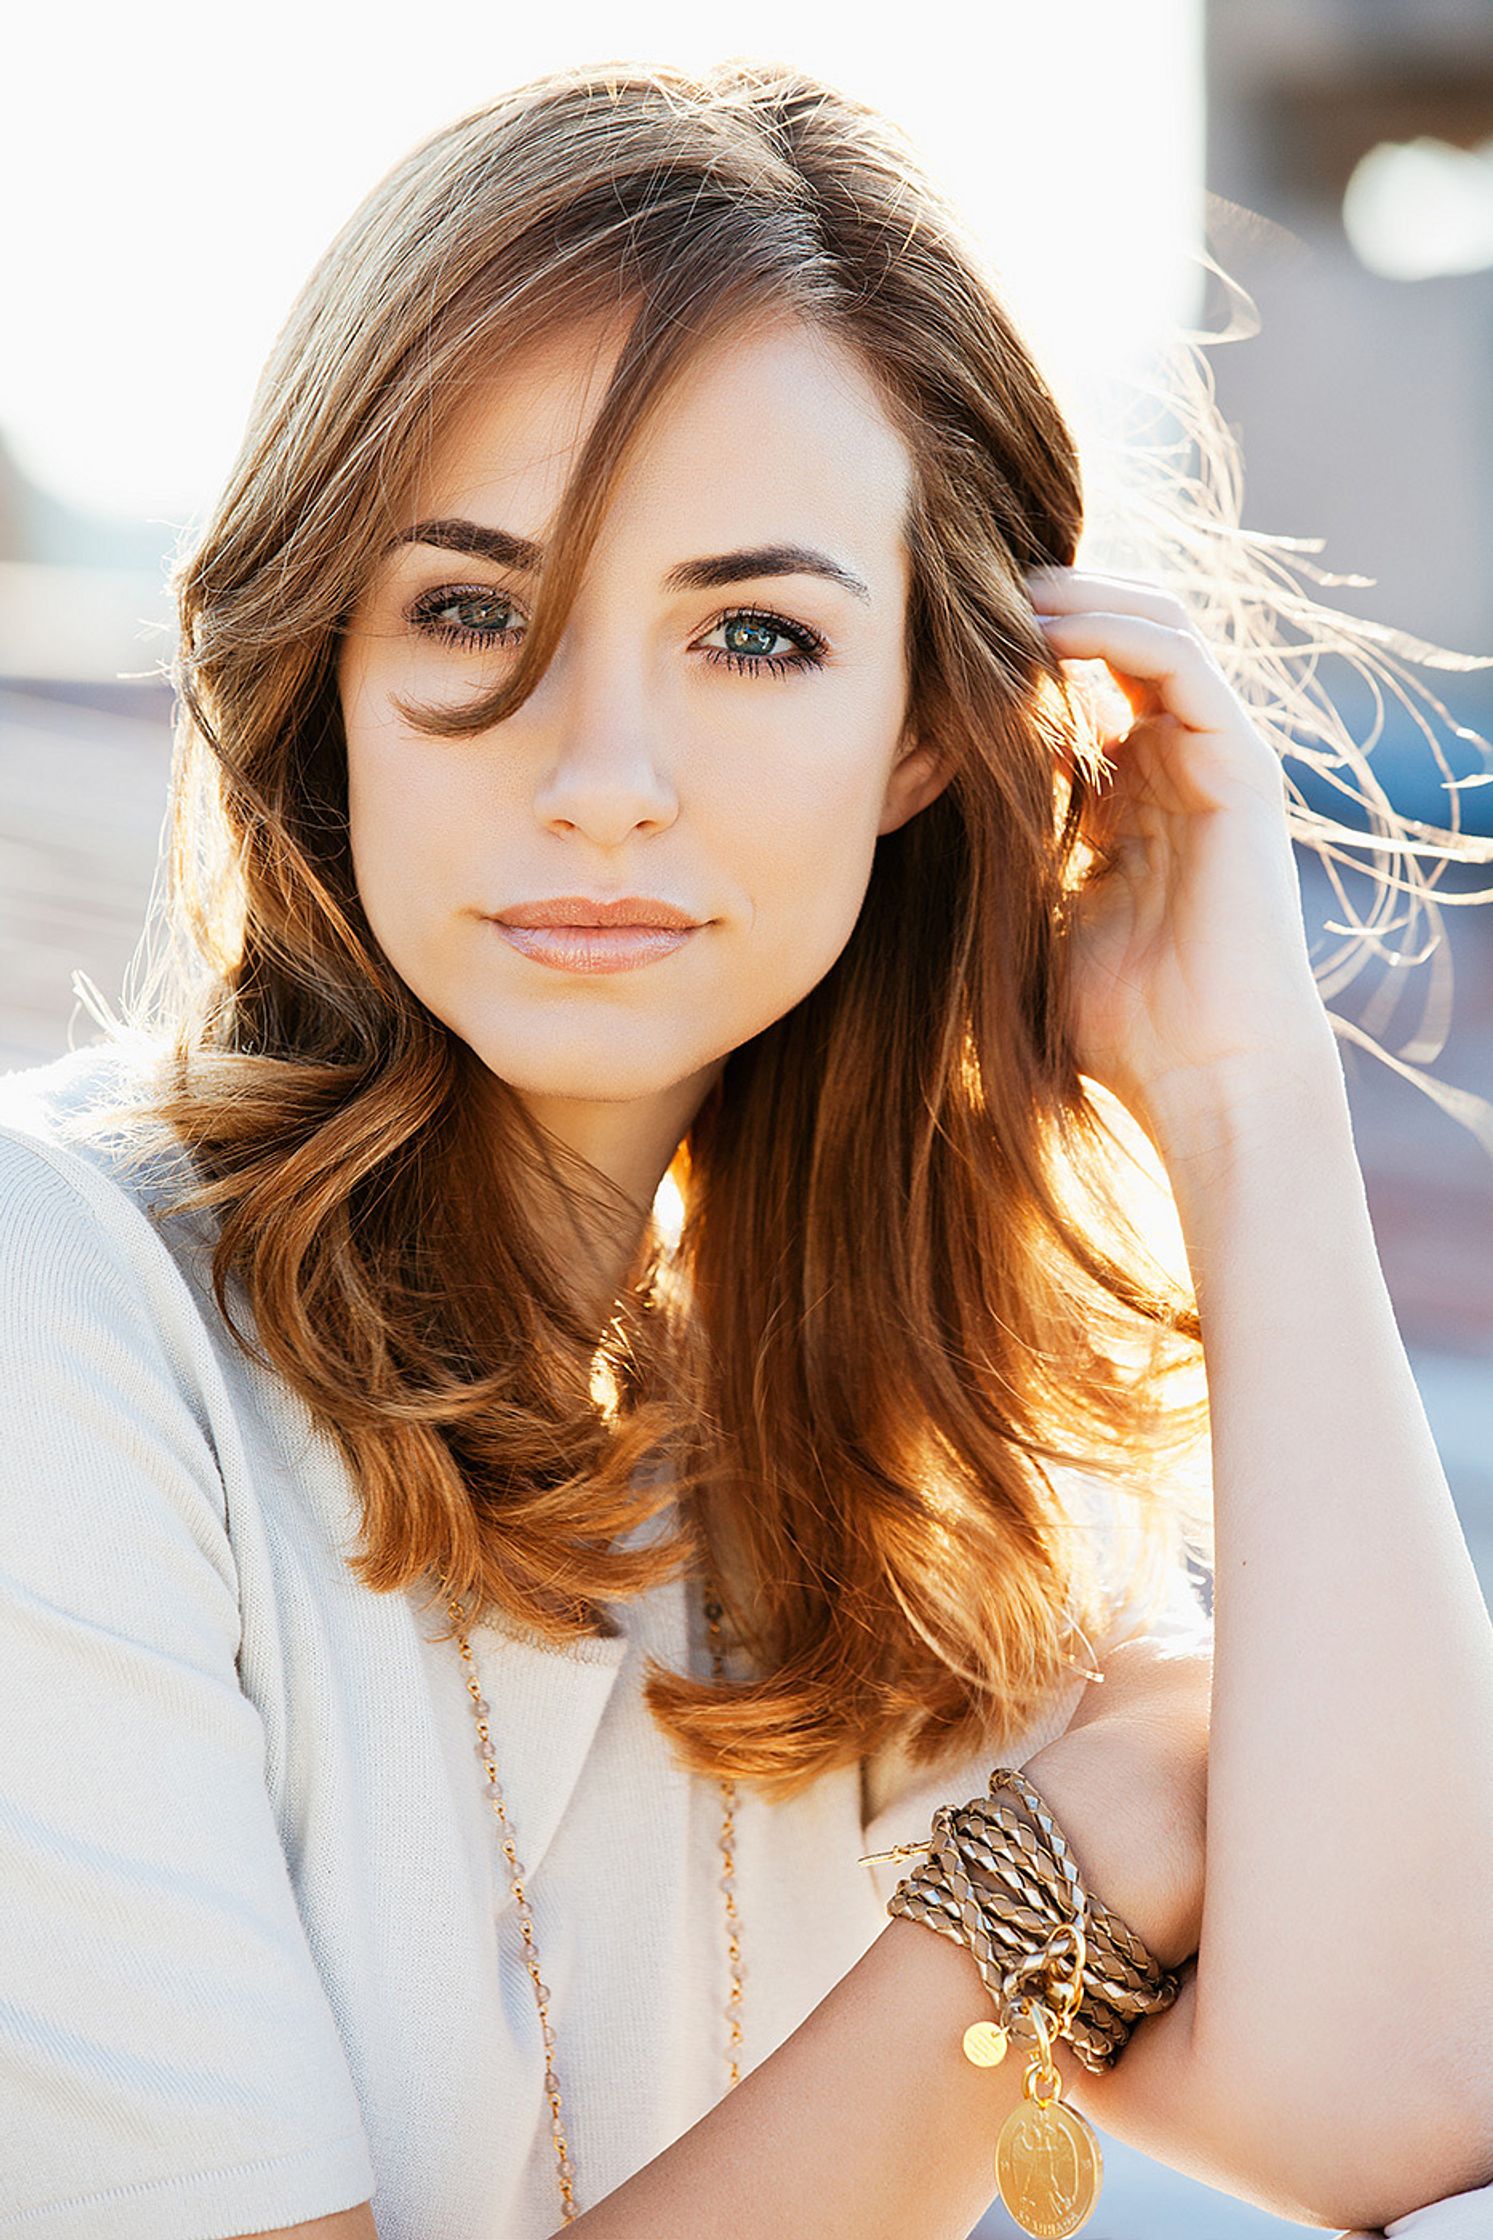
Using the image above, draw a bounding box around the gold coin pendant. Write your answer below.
[993,2092,1103,2237]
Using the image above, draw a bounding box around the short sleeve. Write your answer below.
[1380,2177,1493,2237]
[1097,1545,1213,1657]
[0,1136,377,2239]
[1061,1457,1214,1664]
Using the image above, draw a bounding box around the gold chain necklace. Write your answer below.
[441,1569,743,2226]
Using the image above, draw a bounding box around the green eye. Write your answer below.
[695,607,828,678]
[404,585,829,677]
[409,586,523,650]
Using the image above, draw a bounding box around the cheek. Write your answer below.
[704,692,899,994]
[341,680,481,955]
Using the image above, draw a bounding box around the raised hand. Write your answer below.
[1029,566,1337,1146]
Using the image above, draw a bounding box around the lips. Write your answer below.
[488,920,701,975]
[492,894,704,930]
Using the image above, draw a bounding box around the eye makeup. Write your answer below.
[402,582,830,678]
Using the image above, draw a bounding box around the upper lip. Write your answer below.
[491,895,705,929]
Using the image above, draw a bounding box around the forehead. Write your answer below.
[404,311,913,579]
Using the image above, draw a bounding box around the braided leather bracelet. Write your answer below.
[859,1765,1192,2237]
[895,1786,1184,2068]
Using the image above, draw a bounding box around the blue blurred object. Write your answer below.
[1282,664,1493,842]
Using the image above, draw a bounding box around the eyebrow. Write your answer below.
[384,517,873,603]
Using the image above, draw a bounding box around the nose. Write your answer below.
[528,646,680,846]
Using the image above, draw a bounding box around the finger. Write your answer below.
[1025,566,1193,633]
[1033,611,1237,733]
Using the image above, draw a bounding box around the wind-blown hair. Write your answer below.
[65,57,1488,1801]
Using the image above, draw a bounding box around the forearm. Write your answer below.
[1139,1047,1493,2223]
[563,1908,1069,2240]
[569,1693,1324,2240]
[564,1901,1321,2240]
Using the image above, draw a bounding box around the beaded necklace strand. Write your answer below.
[441,1569,741,2225]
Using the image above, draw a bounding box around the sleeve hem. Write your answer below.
[1381,2175,1493,2236]
[0,2127,376,2239]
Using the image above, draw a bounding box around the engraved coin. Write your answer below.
[961,2019,1009,2066]
[994,2095,1103,2237]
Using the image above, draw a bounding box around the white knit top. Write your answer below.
[0,1040,1479,2240]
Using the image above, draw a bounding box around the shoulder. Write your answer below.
[0,1036,358,1562]
[0,1036,237,1451]
[0,1033,214,1290]
[0,1030,188,1200]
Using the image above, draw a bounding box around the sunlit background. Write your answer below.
[3,4,1491,2233]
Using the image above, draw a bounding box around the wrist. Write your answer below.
[1125,1025,1348,1175]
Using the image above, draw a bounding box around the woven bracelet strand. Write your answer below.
[880,1767,1186,2073]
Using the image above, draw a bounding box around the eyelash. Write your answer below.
[404,583,830,678]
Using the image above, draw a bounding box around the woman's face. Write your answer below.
[337,309,946,1186]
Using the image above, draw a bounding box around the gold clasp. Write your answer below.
[857,1838,933,1867]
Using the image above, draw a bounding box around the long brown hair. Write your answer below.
[65,57,1484,1802]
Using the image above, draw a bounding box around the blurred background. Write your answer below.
[2,1,1490,2232]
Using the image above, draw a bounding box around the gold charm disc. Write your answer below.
[993,2091,1103,2237]
[961,2019,1009,2067]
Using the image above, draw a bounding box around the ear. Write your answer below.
[878,734,951,837]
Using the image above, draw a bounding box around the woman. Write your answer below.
[2,56,1490,2240]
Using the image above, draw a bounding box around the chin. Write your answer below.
[455,1022,708,1105]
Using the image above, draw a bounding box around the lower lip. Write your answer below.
[488,921,703,973]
